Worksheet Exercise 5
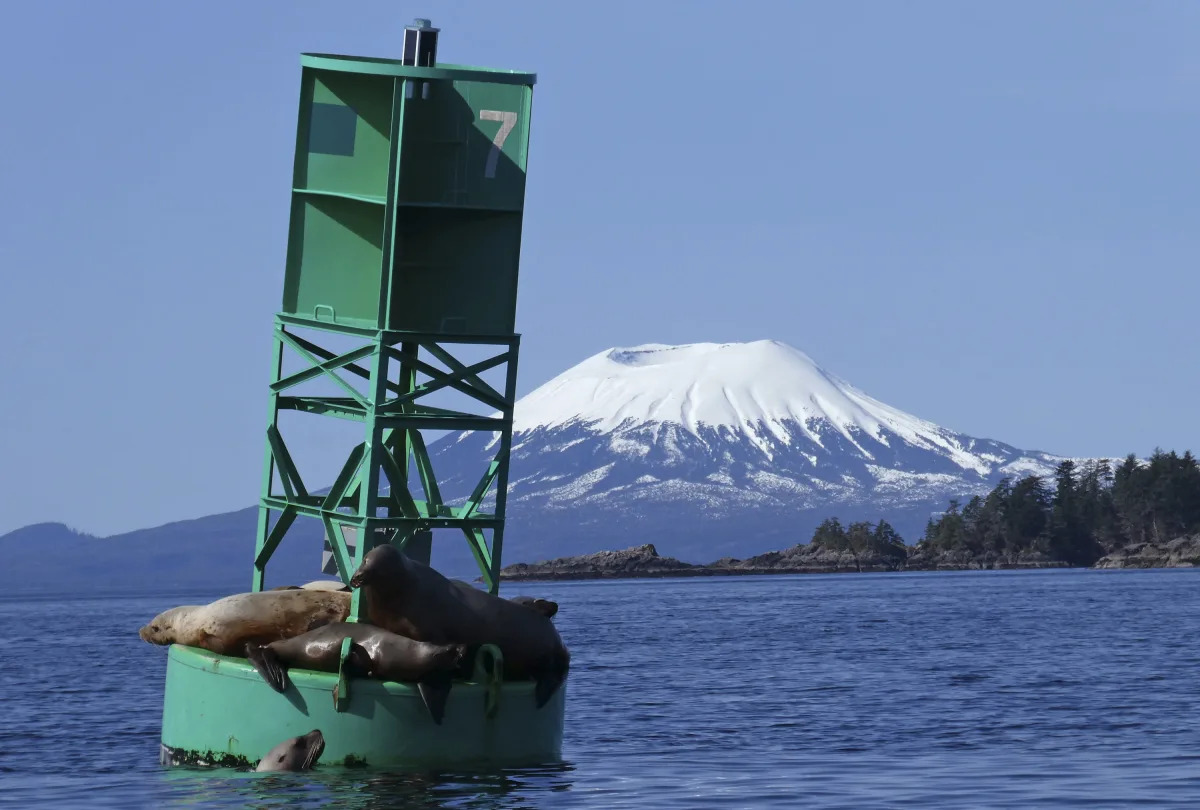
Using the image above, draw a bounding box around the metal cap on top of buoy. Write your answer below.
[402,18,439,67]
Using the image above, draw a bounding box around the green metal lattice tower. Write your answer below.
[251,20,536,610]
[155,25,564,769]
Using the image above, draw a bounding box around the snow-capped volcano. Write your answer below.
[511,340,996,473]
[427,340,1065,564]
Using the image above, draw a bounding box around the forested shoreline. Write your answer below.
[909,450,1198,566]
[499,451,1200,581]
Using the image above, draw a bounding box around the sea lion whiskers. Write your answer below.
[348,544,401,589]
[254,729,325,773]
[301,732,325,771]
[138,606,196,644]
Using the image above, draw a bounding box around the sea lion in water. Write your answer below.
[509,595,559,620]
[254,729,325,772]
[245,622,468,724]
[350,544,570,708]
[138,590,351,657]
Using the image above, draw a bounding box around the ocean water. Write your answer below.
[2,568,1200,808]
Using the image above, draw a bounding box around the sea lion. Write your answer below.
[138,589,351,657]
[300,579,349,592]
[245,622,468,724]
[350,544,570,708]
[270,580,349,593]
[509,595,559,620]
[254,729,325,772]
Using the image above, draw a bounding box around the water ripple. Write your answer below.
[2,569,1200,806]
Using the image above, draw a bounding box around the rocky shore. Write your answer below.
[496,542,1073,582]
[1092,535,1200,569]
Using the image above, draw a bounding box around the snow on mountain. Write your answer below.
[510,341,1000,473]
[427,340,1069,563]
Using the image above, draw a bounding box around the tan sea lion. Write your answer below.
[245,623,468,724]
[300,579,349,592]
[254,729,325,772]
[349,544,570,708]
[509,595,559,620]
[138,589,351,656]
[270,580,349,593]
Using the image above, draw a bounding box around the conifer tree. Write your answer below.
[826,448,1200,566]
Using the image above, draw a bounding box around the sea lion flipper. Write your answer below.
[534,671,564,709]
[416,675,453,725]
[245,643,290,693]
[346,642,373,676]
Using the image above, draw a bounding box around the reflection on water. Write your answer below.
[155,762,577,809]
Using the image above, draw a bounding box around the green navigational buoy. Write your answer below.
[154,17,565,768]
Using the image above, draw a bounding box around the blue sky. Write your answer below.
[1,1,1197,537]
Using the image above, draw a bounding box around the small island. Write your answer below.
[496,536,1200,581]
[499,452,1200,581]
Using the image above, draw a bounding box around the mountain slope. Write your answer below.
[428,341,1067,560]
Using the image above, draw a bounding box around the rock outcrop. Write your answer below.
[904,547,1068,571]
[496,544,701,581]
[496,542,908,581]
[712,544,907,575]
[496,536,1200,582]
[1093,535,1200,569]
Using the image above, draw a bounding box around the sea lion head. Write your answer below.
[349,543,407,590]
[510,596,559,620]
[254,729,325,773]
[138,606,192,645]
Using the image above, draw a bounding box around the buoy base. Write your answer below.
[159,644,566,769]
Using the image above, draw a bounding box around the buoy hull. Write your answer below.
[158,643,566,768]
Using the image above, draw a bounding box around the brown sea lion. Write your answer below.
[138,590,351,656]
[254,729,325,772]
[349,544,570,708]
[509,595,559,620]
[245,622,468,724]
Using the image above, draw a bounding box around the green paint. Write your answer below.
[257,53,535,593]
[162,38,556,771]
[335,636,353,711]
[160,645,564,768]
[282,62,533,333]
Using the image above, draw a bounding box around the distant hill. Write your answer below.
[1,340,1082,594]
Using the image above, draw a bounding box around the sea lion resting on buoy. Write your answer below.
[350,544,570,708]
[245,622,468,724]
[509,595,559,620]
[255,729,325,772]
[270,580,350,593]
[138,589,351,657]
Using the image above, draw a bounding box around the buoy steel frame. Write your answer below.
[157,23,564,768]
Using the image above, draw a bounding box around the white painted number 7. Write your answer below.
[480,110,517,179]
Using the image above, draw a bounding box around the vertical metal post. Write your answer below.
[487,336,521,594]
[394,340,433,565]
[251,326,286,592]
[349,341,390,622]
